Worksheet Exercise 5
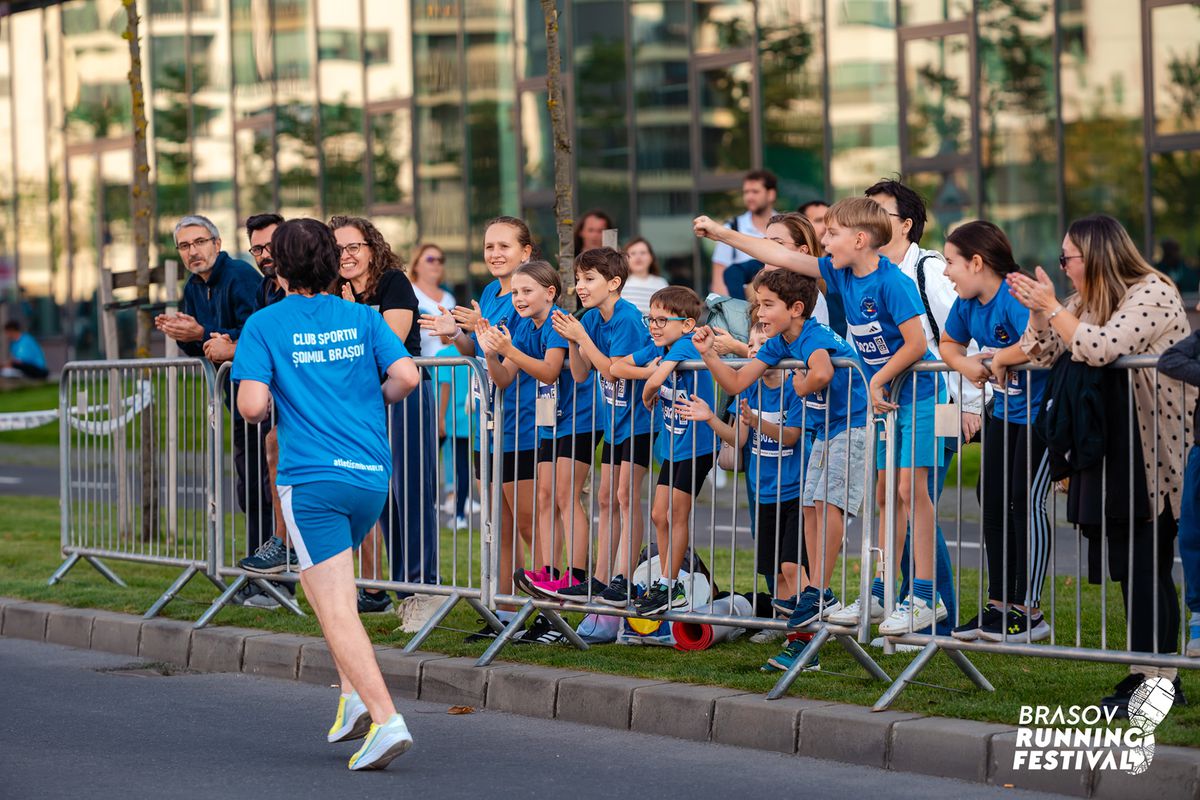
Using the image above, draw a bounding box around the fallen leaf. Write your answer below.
[448,705,475,715]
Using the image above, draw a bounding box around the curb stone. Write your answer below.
[6,597,1200,797]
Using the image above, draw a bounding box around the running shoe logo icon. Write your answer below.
[1125,677,1175,775]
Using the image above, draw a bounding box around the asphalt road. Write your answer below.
[0,637,1070,800]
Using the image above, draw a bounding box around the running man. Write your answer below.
[232,218,420,771]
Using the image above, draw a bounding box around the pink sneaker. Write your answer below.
[514,566,553,596]
[531,572,583,600]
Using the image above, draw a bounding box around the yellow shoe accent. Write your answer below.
[327,696,348,739]
[348,724,381,769]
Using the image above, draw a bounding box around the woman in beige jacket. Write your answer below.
[1008,214,1190,715]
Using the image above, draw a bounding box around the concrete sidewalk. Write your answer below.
[2,596,1196,798]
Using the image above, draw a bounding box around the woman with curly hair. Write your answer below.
[330,215,439,615]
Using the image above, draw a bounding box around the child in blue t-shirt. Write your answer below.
[680,322,807,606]
[231,219,416,770]
[696,198,945,636]
[610,286,715,615]
[479,261,597,613]
[551,247,655,606]
[939,221,1050,644]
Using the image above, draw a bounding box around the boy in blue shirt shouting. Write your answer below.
[232,219,420,771]
[611,286,716,614]
[694,269,867,629]
[695,197,947,636]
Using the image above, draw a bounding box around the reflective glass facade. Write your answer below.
[2,0,1198,358]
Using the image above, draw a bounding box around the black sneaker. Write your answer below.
[357,589,393,614]
[551,576,608,602]
[980,608,1050,643]
[516,613,566,645]
[464,618,509,643]
[238,536,300,574]
[634,582,686,616]
[597,575,633,607]
[952,604,1003,641]
[1101,673,1147,720]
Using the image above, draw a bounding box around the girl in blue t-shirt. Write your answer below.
[480,261,596,619]
[419,217,536,636]
[939,220,1051,644]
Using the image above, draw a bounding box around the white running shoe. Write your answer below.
[749,628,785,644]
[327,692,372,743]
[878,596,948,636]
[825,594,886,626]
[348,714,413,771]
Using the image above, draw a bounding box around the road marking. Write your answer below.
[0,476,21,485]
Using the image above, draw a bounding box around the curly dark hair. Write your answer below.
[271,219,339,295]
[328,215,406,302]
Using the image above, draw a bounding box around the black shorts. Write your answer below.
[473,448,537,483]
[655,453,715,498]
[537,431,600,465]
[599,432,653,469]
[754,497,806,577]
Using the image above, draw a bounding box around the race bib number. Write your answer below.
[601,376,628,408]
[750,410,793,458]
[536,381,558,427]
[847,321,891,366]
[659,386,689,436]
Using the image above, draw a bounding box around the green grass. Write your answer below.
[0,383,60,446]
[2,493,1196,747]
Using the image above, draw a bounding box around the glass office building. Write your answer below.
[0,0,1197,358]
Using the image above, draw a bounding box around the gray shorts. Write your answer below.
[803,426,868,517]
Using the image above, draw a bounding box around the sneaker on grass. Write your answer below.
[749,628,785,644]
[825,593,885,626]
[951,604,1004,641]
[787,587,841,629]
[357,589,393,614]
[516,613,567,645]
[979,608,1050,643]
[238,536,299,574]
[327,692,372,743]
[877,595,947,636]
[347,714,413,771]
[633,581,686,616]
[761,638,821,672]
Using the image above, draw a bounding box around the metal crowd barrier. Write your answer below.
[474,358,889,689]
[871,356,1198,710]
[51,358,227,618]
[193,356,498,646]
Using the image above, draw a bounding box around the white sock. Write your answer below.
[340,692,352,700]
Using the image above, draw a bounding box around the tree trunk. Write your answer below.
[540,1,576,311]
[124,0,157,541]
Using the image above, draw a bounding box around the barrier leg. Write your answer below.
[534,608,588,652]
[475,601,536,667]
[251,577,304,616]
[203,571,229,593]
[193,574,248,629]
[143,565,199,619]
[872,640,941,711]
[766,627,831,700]
[944,647,995,692]
[403,592,462,653]
[47,553,81,586]
[464,597,504,635]
[84,556,127,588]
[833,632,892,681]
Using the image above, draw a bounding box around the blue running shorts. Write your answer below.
[278,482,389,570]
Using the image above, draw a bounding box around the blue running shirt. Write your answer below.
[818,255,939,404]
[231,293,410,492]
[472,279,535,452]
[739,381,806,503]
[944,289,1046,424]
[757,321,869,439]
[631,333,716,462]
[581,298,654,443]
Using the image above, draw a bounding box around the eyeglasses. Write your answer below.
[249,243,272,257]
[176,236,215,252]
[1058,253,1081,268]
[337,242,368,256]
[424,254,445,264]
[643,314,688,328]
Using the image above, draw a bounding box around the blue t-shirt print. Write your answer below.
[789,319,869,439]
[472,279,536,453]
[944,289,1047,424]
[817,255,938,404]
[231,293,410,492]
[631,333,716,462]
[739,381,806,503]
[582,297,654,443]
[510,310,575,442]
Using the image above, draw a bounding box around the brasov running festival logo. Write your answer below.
[1014,677,1176,775]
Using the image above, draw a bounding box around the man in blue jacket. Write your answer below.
[155,214,279,607]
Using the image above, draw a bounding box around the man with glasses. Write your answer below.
[155,214,280,607]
